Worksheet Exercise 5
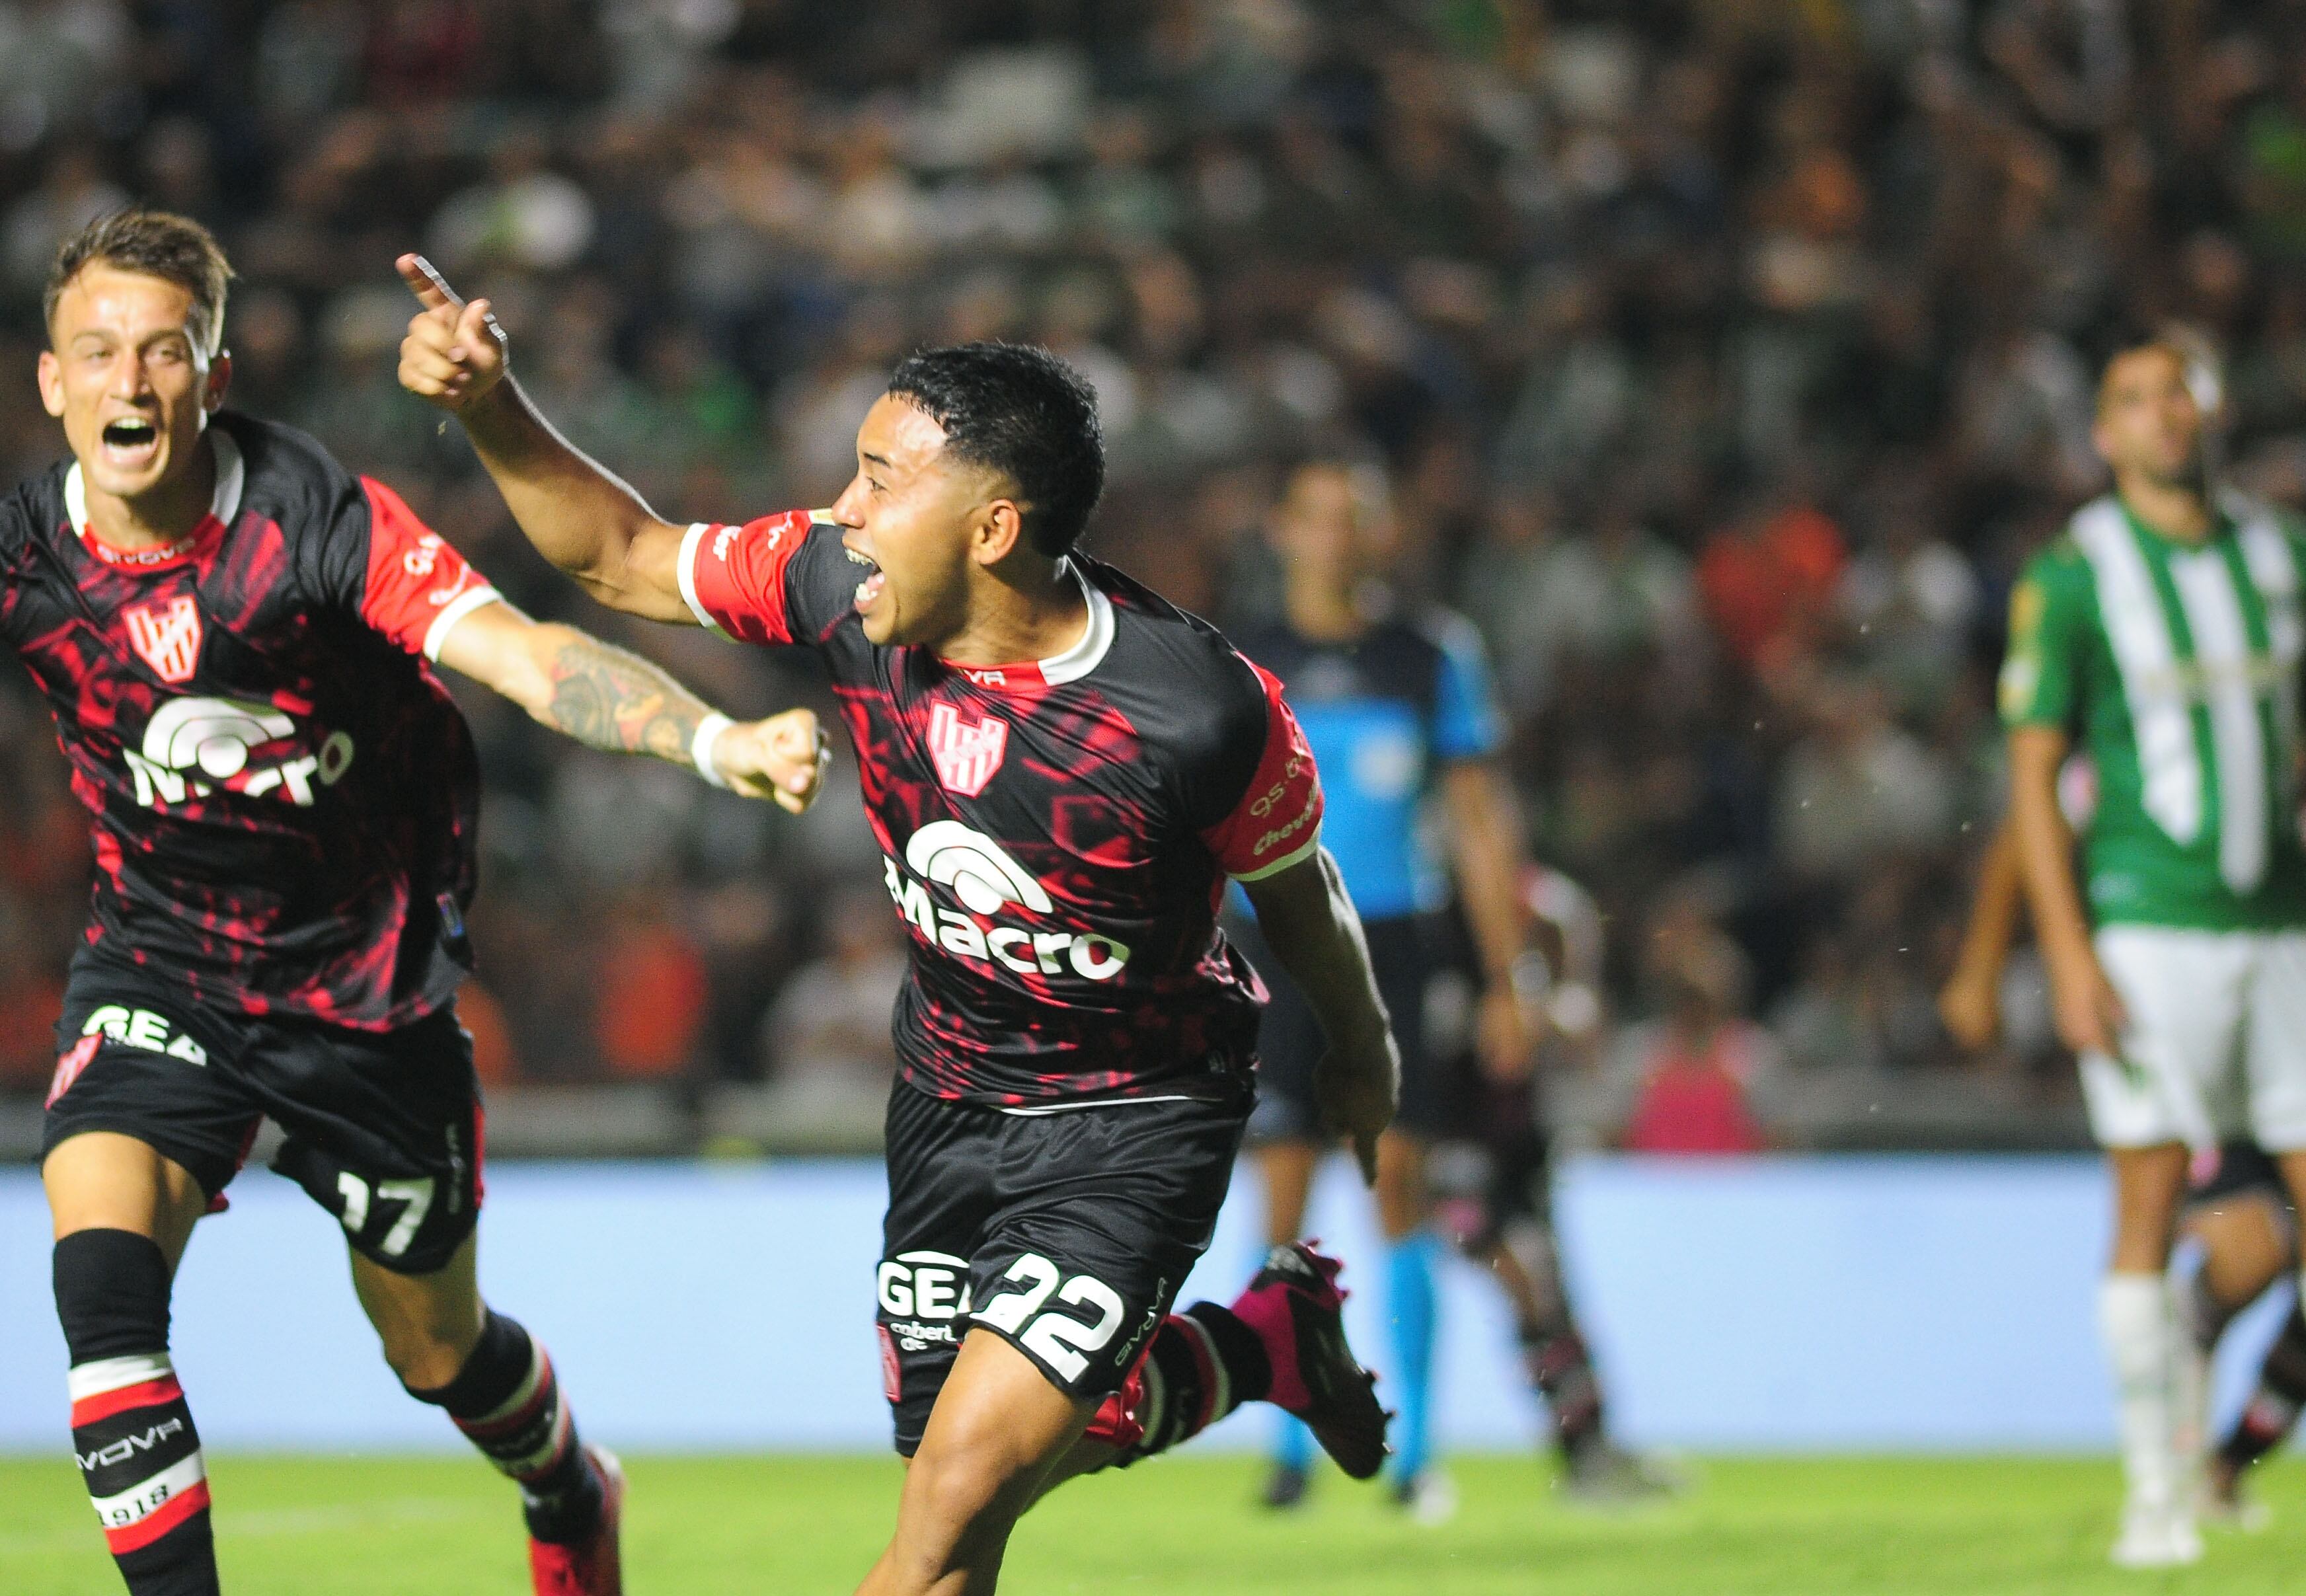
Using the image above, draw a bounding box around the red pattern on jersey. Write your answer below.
[357,476,490,656]
[0,417,484,1028]
[696,514,1305,1106]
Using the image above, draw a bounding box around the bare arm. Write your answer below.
[1939,814,2026,1050]
[395,255,693,621]
[1239,847,1401,1181]
[1439,759,1540,1082]
[436,601,827,810]
[2009,724,2125,1054]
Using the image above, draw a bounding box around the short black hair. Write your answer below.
[885,342,1105,558]
[46,209,233,359]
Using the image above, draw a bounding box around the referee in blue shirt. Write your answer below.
[1229,461,1541,1516]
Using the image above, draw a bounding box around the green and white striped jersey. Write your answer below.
[2000,492,2306,930]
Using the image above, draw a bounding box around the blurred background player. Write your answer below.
[1229,460,1663,1515]
[1425,860,1678,1506]
[1942,812,2305,1529]
[2001,332,2306,1568]
[24,211,826,1596]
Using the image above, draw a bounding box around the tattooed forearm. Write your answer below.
[537,631,711,765]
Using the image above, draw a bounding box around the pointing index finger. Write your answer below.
[396,253,463,313]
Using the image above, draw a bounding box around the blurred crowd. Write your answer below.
[4,0,2306,1145]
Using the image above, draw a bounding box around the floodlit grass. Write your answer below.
[6,1453,2304,1593]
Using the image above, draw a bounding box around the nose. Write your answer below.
[829,477,867,527]
[108,350,152,402]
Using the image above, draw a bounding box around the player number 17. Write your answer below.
[335,1172,435,1259]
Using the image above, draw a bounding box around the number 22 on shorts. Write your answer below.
[975,1253,1128,1382]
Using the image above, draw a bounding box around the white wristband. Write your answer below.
[691,712,734,788]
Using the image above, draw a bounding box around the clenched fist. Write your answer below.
[711,708,833,814]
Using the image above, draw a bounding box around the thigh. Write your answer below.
[878,1083,1001,1457]
[2085,927,2248,1148]
[968,1096,1245,1406]
[254,1004,485,1275]
[42,961,260,1202]
[2245,933,2306,1152]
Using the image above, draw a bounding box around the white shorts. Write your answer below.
[2083,926,2306,1151]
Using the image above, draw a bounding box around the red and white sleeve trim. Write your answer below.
[1202,659,1326,880]
[358,476,502,660]
[676,521,722,634]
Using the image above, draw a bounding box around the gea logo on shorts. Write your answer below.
[126,697,356,810]
[879,1249,974,1321]
[883,821,1132,981]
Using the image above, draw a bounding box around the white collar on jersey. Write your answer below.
[1038,559,1116,685]
[64,426,245,546]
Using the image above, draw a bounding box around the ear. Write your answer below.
[202,351,233,413]
[972,498,1028,566]
[36,350,63,420]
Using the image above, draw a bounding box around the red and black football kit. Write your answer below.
[677,510,1325,1442]
[15,412,505,1273]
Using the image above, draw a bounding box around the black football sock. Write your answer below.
[405,1310,602,1544]
[56,1229,217,1596]
[1091,1304,1272,1464]
[2219,1299,2306,1475]
[1521,1315,1606,1461]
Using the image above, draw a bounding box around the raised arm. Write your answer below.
[394,254,693,621]
[1238,848,1401,1182]
[434,599,828,812]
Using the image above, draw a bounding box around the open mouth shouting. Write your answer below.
[847,545,886,613]
[98,414,162,471]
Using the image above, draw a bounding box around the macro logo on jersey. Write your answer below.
[927,702,1009,796]
[122,597,202,683]
[884,820,1132,981]
[125,697,356,810]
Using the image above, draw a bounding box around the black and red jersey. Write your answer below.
[0,412,502,1029]
[680,511,1325,1108]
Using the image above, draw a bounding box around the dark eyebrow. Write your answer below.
[863,451,894,470]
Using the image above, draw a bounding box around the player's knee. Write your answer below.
[907,1424,1037,1542]
[375,1318,478,1389]
[53,1227,172,1361]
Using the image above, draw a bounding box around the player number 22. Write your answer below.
[335,1172,435,1258]
[975,1253,1126,1383]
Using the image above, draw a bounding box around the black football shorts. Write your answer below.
[41,952,484,1275]
[1234,911,1440,1142]
[2188,1140,2293,1213]
[876,1077,1247,1455]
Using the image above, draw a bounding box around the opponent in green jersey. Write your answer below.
[2001,494,2306,931]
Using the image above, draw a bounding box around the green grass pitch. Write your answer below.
[7,1453,2306,1593]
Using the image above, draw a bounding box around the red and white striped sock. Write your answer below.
[408,1310,601,1544]
[70,1350,216,1595]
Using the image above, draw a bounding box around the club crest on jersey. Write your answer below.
[123,597,202,683]
[927,702,1009,796]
